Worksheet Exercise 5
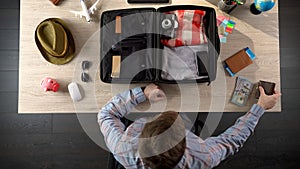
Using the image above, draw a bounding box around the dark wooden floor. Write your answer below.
[0,0,300,169]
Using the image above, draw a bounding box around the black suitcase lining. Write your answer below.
[100,6,220,83]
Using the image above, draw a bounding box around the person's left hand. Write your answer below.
[143,83,166,102]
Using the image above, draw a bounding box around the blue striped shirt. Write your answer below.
[98,87,265,169]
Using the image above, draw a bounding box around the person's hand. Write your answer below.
[257,86,281,110]
[143,83,166,102]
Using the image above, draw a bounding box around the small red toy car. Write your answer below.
[41,77,60,92]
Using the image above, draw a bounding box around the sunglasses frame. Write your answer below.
[81,60,91,82]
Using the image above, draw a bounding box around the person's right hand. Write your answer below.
[257,86,281,110]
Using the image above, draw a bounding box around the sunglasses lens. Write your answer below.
[81,72,90,82]
[82,61,90,70]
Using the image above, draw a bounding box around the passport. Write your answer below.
[225,48,253,74]
[49,0,61,6]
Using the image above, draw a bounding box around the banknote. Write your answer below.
[231,76,253,106]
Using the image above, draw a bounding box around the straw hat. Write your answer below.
[35,18,75,65]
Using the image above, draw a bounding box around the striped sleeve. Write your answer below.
[204,104,265,168]
[97,87,146,153]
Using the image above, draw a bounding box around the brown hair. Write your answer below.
[138,111,186,169]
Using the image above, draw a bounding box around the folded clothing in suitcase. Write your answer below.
[100,5,220,84]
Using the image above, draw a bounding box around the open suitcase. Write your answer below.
[100,5,220,84]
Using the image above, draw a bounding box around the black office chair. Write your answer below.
[107,113,206,169]
[107,152,126,169]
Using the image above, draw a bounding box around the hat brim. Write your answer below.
[35,18,75,65]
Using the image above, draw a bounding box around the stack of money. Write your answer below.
[231,76,253,106]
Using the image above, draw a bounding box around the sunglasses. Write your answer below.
[81,61,91,82]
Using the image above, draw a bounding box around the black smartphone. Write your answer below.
[128,0,169,3]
